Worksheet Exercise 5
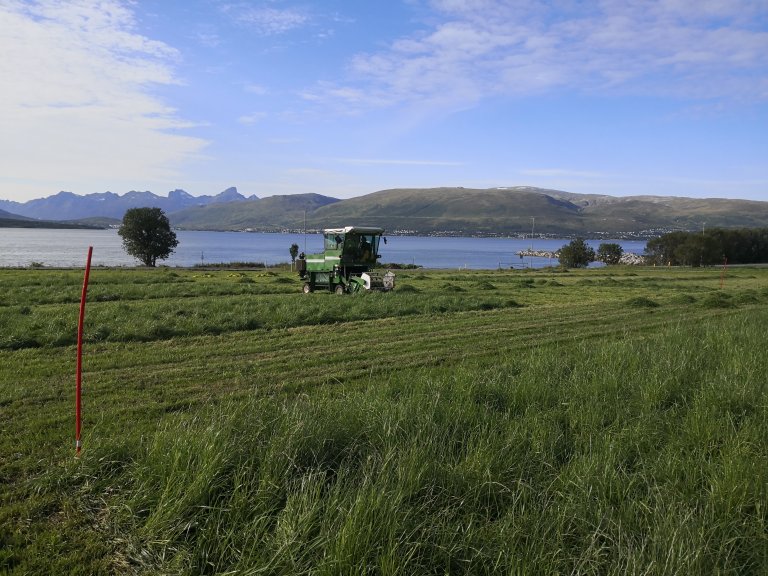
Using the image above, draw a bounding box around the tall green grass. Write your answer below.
[61,312,768,575]
[2,266,767,574]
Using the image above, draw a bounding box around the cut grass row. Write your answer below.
[2,267,765,350]
[1,265,761,307]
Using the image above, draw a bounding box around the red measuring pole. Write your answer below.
[76,246,93,454]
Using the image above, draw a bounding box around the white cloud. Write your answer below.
[0,0,206,200]
[238,112,267,125]
[304,0,768,110]
[245,83,268,95]
[521,168,614,180]
[335,158,464,167]
[266,137,304,144]
[222,3,309,35]
[195,32,221,48]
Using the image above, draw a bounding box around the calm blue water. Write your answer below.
[0,228,646,269]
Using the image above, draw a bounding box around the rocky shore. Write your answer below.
[516,249,647,265]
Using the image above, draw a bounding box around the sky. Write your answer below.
[1,0,767,203]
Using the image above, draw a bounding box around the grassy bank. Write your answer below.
[1,266,767,574]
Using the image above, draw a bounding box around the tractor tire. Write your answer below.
[302,283,313,294]
[334,284,346,295]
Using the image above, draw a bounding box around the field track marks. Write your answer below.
[71,304,737,395]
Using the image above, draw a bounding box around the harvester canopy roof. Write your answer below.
[323,226,384,235]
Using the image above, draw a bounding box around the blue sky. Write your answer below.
[1,0,767,203]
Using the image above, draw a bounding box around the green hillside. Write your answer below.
[551,192,768,233]
[171,193,339,230]
[308,187,583,233]
[167,187,768,237]
[314,188,768,236]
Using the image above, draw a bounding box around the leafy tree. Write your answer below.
[289,243,299,269]
[645,231,688,266]
[597,243,624,265]
[675,235,722,267]
[559,238,596,268]
[644,228,760,267]
[118,207,179,267]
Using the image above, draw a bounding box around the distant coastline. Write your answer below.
[0,228,647,269]
[0,218,103,230]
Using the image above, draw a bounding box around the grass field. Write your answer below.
[1,264,766,574]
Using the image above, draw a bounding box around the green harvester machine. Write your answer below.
[296,226,395,294]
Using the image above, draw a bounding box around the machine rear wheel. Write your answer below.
[302,283,313,294]
[334,284,346,295]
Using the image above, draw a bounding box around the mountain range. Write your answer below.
[0,187,252,221]
[1,186,766,237]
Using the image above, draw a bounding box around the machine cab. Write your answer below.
[323,227,383,265]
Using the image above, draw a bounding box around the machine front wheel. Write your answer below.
[334,284,346,295]
[302,283,313,294]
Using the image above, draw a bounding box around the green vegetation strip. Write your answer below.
[1,266,767,574]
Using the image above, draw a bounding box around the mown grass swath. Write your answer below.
[1,265,767,574]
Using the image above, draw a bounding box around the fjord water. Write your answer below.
[0,228,646,269]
